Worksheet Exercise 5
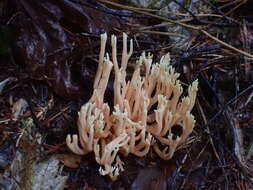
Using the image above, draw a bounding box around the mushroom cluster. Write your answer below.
[66,33,198,180]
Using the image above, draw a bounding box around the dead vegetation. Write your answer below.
[0,0,253,189]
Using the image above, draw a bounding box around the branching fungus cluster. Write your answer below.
[66,33,198,180]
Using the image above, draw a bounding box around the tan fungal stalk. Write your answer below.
[66,33,198,180]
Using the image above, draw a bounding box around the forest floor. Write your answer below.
[0,0,253,189]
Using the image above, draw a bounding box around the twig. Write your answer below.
[98,0,199,30]
[240,19,252,80]
[197,101,220,161]
[136,30,187,38]
[201,30,253,59]
[208,84,253,124]
[98,0,253,59]
[222,0,248,16]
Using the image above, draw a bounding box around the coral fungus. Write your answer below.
[66,33,198,180]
